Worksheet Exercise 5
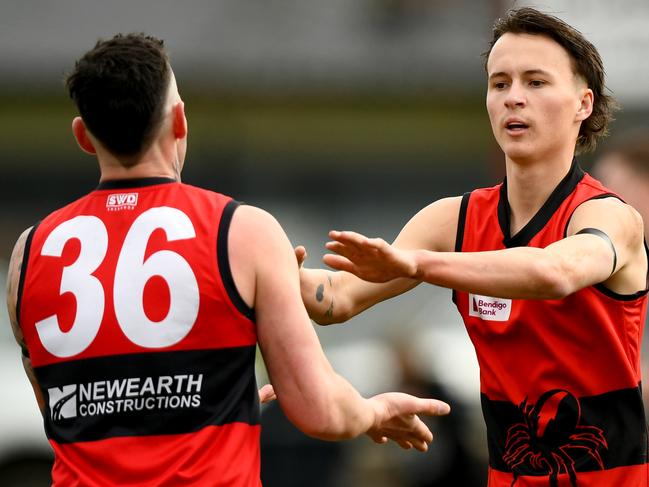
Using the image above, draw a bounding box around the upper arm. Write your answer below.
[6,227,32,354]
[229,206,337,426]
[6,226,44,412]
[547,197,646,294]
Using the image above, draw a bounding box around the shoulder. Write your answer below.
[396,196,465,252]
[229,204,285,237]
[228,205,294,266]
[7,226,34,315]
[568,196,643,242]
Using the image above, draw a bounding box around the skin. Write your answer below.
[299,32,646,322]
[7,65,451,451]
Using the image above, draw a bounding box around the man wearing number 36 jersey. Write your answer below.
[5,34,451,486]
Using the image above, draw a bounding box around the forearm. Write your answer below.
[303,373,375,441]
[300,268,351,324]
[412,246,573,299]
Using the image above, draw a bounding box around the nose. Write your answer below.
[504,80,526,109]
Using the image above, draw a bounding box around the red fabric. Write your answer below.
[50,423,261,487]
[20,181,260,486]
[455,172,648,486]
[488,464,648,487]
[457,174,645,401]
[21,182,256,367]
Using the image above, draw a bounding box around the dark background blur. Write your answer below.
[1,1,647,485]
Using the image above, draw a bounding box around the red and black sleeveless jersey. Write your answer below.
[17,178,261,486]
[454,162,649,487]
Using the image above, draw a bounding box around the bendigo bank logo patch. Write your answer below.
[469,294,512,321]
[106,193,139,211]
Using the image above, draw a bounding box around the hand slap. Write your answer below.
[323,230,418,282]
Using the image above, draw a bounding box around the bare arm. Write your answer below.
[6,227,45,413]
[229,205,450,449]
[324,197,646,299]
[300,196,462,324]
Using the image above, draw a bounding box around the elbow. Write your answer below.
[533,258,574,300]
[310,296,355,326]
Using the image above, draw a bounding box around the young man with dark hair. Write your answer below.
[300,8,648,486]
[5,33,451,486]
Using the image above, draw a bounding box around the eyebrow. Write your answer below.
[488,69,553,80]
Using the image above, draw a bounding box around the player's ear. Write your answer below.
[172,101,187,140]
[71,117,97,155]
[575,88,594,122]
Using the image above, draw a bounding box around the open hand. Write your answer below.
[323,230,418,282]
[367,392,450,452]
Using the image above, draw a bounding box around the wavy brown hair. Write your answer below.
[484,7,618,154]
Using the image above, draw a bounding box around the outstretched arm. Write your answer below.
[230,205,450,450]
[299,196,462,324]
[323,197,646,299]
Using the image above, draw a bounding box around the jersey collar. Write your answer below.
[96,177,178,190]
[497,159,585,248]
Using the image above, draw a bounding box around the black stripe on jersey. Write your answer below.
[452,192,471,305]
[35,347,260,444]
[498,159,585,248]
[455,192,471,253]
[16,222,40,328]
[96,177,177,190]
[481,385,648,476]
[218,200,255,322]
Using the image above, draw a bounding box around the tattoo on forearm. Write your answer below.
[325,300,334,318]
[318,274,334,319]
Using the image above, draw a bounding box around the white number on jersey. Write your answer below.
[35,207,200,357]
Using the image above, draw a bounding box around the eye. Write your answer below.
[529,79,545,87]
[492,81,508,90]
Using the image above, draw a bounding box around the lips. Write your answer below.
[504,118,529,133]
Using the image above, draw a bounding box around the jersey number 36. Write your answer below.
[35,207,199,358]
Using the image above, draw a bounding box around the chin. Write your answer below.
[500,142,535,163]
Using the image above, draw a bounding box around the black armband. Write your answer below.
[576,227,617,276]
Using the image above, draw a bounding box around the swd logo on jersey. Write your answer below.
[106,193,138,211]
[48,385,77,420]
[469,294,512,321]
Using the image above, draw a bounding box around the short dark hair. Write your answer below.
[66,33,170,163]
[484,7,617,154]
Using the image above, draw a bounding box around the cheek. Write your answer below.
[539,93,577,124]
[485,95,500,123]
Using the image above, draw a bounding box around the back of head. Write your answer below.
[66,34,170,166]
[484,7,617,154]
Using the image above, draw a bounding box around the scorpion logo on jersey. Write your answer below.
[503,389,607,487]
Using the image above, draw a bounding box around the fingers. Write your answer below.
[328,231,386,252]
[419,398,451,417]
[258,384,276,404]
[322,253,355,272]
[294,245,307,267]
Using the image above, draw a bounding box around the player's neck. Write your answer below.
[504,152,574,235]
[97,144,181,183]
